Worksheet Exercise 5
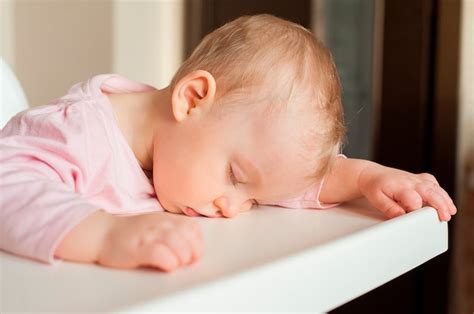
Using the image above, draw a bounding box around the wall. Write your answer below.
[1,0,184,107]
[0,0,15,69]
[113,0,184,89]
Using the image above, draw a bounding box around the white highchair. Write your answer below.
[0,58,29,128]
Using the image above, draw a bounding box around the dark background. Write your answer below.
[184,0,461,313]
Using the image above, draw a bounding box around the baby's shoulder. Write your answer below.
[0,96,102,142]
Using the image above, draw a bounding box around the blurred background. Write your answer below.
[1,0,472,313]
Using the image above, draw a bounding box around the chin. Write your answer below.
[163,207,183,215]
[155,192,183,214]
[158,200,183,215]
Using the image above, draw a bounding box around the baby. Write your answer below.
[0,14,456,272]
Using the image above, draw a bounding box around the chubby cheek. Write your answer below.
[152,161,186,210]
[152,156,221,211]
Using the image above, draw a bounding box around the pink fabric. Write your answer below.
[0,74,340,265]
[269,154,346,209]
[0,74,162,264]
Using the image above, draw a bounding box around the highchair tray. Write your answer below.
[1,198,447,312]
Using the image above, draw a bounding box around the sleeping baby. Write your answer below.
[0,14,456,272]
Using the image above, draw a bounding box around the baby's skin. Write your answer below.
[55,162,456,272]
[56,211,203,271]
[55,70,457,272]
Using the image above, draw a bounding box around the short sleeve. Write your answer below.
[265,154,347,209]
[0,142,101,264]
[0,108,100,264]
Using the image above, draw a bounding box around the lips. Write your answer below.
[182,207,223,218]
[183,207,202,217]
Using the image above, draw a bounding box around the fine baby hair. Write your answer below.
[172,14,346,182]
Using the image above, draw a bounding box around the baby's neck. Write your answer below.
[105,87,172,171]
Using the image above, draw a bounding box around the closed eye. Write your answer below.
[229,164,238,186]
[229,164,259,207]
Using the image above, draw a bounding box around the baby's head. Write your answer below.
[153,14,345,218]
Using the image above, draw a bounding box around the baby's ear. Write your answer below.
[171,70,216,122]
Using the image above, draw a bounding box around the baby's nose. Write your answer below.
[214,197,251,218]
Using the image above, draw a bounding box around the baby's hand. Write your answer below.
[359,164,457,221]
[98,212,203,272]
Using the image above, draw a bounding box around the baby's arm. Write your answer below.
[54,210,112,264]
[319,157,457,221]
[0,109,202,272]
[55,210,203,271]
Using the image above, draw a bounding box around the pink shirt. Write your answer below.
[0,74,335,265]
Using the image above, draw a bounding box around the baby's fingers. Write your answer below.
[177,220,204,264]
[162,231,193,267]
[396,189,423,212]
[141,242,180,272]
[373,191,407,219]
[415,184,451,221]
[437,186,457,215]
[419,173,457,215]
[140,231,193,272]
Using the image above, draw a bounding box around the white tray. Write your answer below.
[0,199,448,312]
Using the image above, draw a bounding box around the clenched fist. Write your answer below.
[97,212,204,272]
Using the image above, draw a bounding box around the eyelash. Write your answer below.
[229,165,259,207]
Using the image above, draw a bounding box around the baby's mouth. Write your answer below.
[182,207,223,218]
[183,207,202,217]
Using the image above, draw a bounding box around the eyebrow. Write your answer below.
[236,155,261,184]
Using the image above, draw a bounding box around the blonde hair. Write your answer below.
[171,14,346,182]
